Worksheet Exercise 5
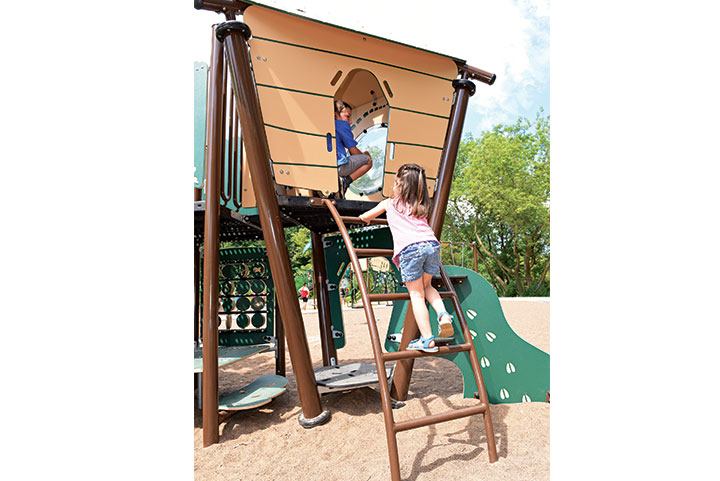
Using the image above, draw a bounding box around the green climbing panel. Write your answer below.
[322,227,401,350]
[384,265,550,404]
[200,247,276,347]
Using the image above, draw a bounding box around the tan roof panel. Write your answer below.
[243,5,460,79]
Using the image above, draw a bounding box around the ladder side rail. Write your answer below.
[436,265,485,396]
[322,199,402,480]
[322,200,389,369]
[437,264,498,462]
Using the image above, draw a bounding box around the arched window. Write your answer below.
[350,124,388,196]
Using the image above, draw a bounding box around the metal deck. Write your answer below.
[194,195,381,245]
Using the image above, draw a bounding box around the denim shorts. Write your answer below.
[398,241,441,283]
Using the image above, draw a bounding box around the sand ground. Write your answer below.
[194,300,549,481]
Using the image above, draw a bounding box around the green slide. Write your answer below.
[384,265,549,404]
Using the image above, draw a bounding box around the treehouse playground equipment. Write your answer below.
[193,2,549,479]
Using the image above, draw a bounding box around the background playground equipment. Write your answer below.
[193,1,519,478]
[195,247,287,410]
[441,240,479,272]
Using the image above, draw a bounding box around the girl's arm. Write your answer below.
[359,199,388,224]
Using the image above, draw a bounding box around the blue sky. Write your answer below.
[189,0,550,139]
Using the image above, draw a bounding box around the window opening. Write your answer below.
[350,124,388,196]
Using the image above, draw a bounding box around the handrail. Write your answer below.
[321,198,400,467]
[457,63,496,85]
[194,0,252,14]
[340,216,388,226]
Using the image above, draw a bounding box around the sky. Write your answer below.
[189,0,549,138]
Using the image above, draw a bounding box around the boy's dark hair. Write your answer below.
[333,99,352,114]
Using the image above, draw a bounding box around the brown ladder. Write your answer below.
[322,199,498,481]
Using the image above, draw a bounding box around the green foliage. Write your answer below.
[285,226,312,271]
[219,239,264,249]
[444,110,550,296]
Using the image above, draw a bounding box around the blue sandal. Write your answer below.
[438,311,455,337]
[407,335,438,353]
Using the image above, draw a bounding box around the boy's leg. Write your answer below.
[349,155,372,180]
[405,276,434,346]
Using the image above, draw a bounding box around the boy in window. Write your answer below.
[334,100,372,198]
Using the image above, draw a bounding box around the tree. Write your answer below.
[285,226,312,272]
[443,110,550,296]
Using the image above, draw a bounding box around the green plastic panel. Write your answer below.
[194,61,208,189]
[194,61,255,215]
[200,247,275,347]
[322,227,401,350]
[384,265,549,404]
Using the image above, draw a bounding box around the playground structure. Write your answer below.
[193,1,549,479]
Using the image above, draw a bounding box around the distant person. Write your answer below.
[334,100,372,198]
[299,282,310,310]
[359,163,454,352]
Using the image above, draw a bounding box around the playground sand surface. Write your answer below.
[194,300,549,481]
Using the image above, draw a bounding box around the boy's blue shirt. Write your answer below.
[335,119,357,165]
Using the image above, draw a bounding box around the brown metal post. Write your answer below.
[390,72,476,401]
[311,232,338,366]
[274,297,286,377]
[194,188,202,341]
[218,21,328,427]
[428,72,474,237]
[473,241,478,273]
[201,28,225,447]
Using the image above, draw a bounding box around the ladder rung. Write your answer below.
[368,292,454,302]
[355,248,394,257]
[340,216,388,226]
[393,403,487,433]
[383,343,472,362]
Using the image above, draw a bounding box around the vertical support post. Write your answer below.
[473,241,478,273]
[428,72,475,236]
[194,188,202,343]
[311,232,338,366]
[217,21,329,427]
[390,72,476,401]
[274,298,286,377]
[201,27,225,447]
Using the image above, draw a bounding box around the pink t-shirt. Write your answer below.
[384,198,438,267]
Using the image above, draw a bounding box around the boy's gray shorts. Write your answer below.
[338,153,371,177]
